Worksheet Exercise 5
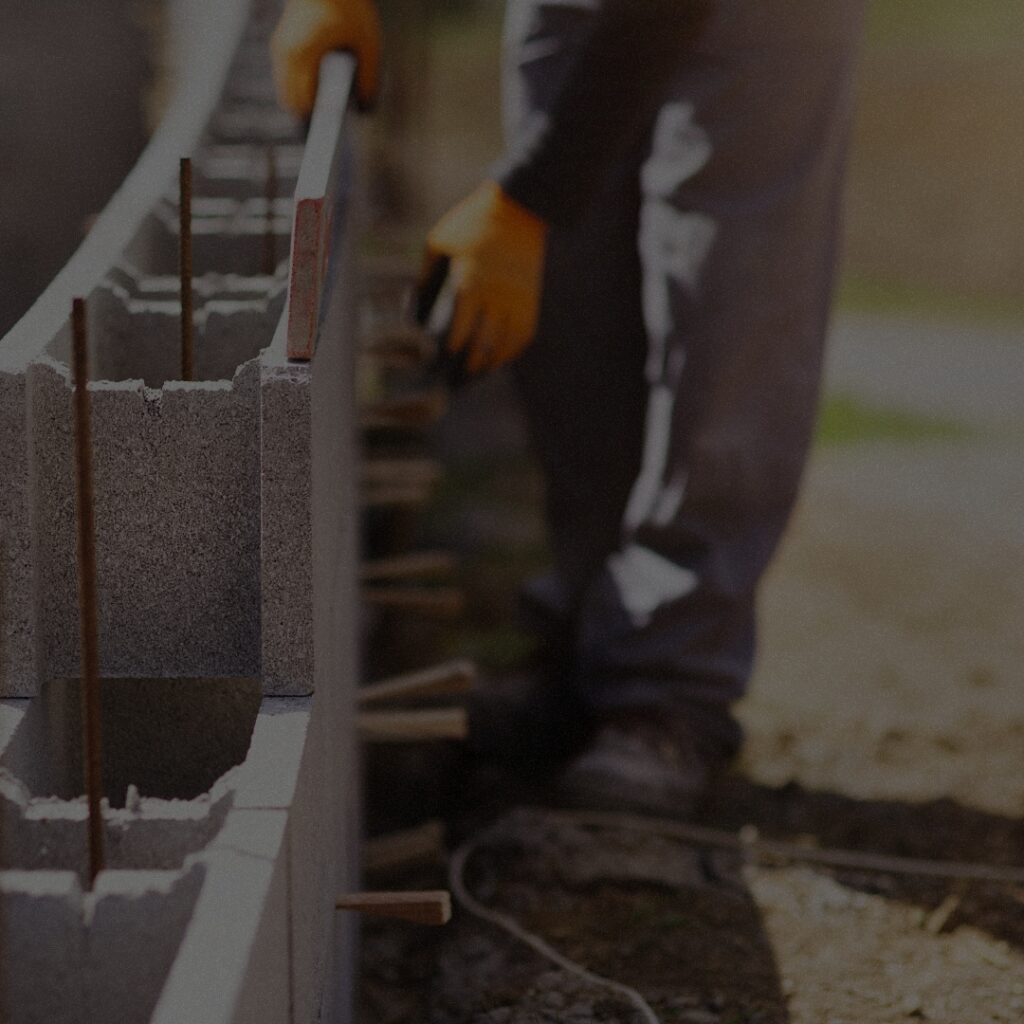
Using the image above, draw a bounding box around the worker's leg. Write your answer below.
[574,2,867,756]
[502,0,648,625]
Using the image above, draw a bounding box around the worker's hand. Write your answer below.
[271,0,381,116]
[423,182,548,374]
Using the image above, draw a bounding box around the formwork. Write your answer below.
[0,1,362,1020]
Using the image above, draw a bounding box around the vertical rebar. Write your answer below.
[179,157,194,381]
[71,297,105,888]
[263,145,277,276]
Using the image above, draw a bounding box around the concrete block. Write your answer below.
[285,691,334,1024]
[85,864,206,1024]
[78,271,286,387]
[233,697,311,811]
[193,144,303,201]
[152,810,290,1024]
[209,105,302,145]
[0,700,27,758]
[259,346,314,696]
[1,768,234,877]
[0,871,87,1024]
[1,677,259,804]
[146,200,293,278]
[308,146,363,1024]
[0,372,36,697]
[29,356,261,682]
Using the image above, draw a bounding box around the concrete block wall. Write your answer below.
[0,0,364,1019]
[0,372,34,697]
[28,356,262,682]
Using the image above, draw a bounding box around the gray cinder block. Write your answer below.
[0,864,206,1024]
[0,871,87,1024]
[85,865,206,1024]
[0,372,36,697]
[259,349,314,696]
[152,810,291,1024]
[28,357,261,683]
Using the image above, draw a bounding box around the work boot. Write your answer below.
[466,666,589,777]
[556,714,733,819]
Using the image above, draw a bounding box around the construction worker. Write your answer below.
[272,0,866,815]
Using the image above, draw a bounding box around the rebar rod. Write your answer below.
[71,297,105,887]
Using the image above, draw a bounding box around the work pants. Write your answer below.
[502,0,866,751]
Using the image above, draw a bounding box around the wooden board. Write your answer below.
[286,53,355,360]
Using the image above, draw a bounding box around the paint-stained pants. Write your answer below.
[503,0,865,750]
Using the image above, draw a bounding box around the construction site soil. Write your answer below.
[360,315,1024,1023]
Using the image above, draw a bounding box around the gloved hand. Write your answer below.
[423,181,547,374]
[271,0,381,116]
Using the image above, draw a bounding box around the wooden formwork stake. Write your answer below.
[179,157,195,381]
[363,820,445,873]
[362,586,465,618]
[362,484,435,509]
[71,298,105,888]
[361,458,443,509]
[360,325,434,368]
[361,389,447,430]
[336,890,451,926]
[358,659,476,706]
[262,145,277,276]
[358,708,469,743]
[359,550,457,584]
[362,457,441,487]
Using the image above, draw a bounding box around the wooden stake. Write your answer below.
[360,550,457,583]
[362,458,441,487]
[358,708,468,743]
[361,389,447,430]
[358,659,476,706]
[71,298,105,887]
[364,821,445,873]
[362,586,465,618]
[360,325,434,367]
[336,890,451,926]
[179,157,194,381]
[362,484,435,509]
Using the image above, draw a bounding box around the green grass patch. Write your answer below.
[836,274,1024,329]
[816,393,969,447]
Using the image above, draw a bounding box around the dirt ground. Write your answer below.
[358,297,1024,1023]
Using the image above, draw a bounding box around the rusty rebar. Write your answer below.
[263,145,278,276]
[179,157,194,381]
[71,297,105,887]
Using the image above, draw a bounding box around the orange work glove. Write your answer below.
[423,181,548,374]
[271,0,381,116]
